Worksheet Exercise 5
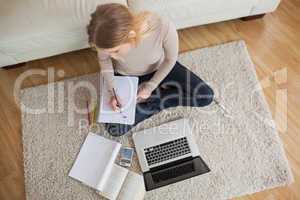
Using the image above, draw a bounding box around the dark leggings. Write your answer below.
[105,61,214,136]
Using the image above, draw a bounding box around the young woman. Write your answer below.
[87,3,214,136]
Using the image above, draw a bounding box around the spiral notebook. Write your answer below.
[97,76,139,125]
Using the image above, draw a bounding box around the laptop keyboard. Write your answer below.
[144,137,191,166]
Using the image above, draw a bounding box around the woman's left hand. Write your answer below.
[137,84,152,103]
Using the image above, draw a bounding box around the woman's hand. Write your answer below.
[109,95,122,111]
[137,84,152,103]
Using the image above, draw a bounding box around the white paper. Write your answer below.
[100,164,129,200]
[98,76,138,125]
[68,133,121,190]
[117,171,146,200]
[97,144,122,191]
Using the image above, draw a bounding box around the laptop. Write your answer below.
[133,118,210,191]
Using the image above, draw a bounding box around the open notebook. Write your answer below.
[97,76,139,125]
[69,133,145,200]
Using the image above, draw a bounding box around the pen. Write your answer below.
[86,100,91,125]
[112,88,127,119]
[112,88,122,109]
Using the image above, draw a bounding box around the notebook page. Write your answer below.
[100,164,129,200]
[117,171,146,200]
[98,76,138,125]
[97,145,122,191]
[68,133,121,189]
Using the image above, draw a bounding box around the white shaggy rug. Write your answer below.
[20,41,293,200]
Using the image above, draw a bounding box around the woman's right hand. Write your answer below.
[109,95,122,111]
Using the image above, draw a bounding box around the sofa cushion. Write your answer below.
[128,0,256,29]
[0,0,127,66]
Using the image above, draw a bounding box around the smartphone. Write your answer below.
[119,147,134,167]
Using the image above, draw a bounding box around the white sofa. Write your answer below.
[0,0,281,68]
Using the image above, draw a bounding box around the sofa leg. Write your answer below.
[241,14,266,21]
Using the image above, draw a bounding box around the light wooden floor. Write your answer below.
[0,0,299,199]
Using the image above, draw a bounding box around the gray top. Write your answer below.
[97,15,179,94]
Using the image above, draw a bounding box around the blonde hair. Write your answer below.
[87,3,158,49]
